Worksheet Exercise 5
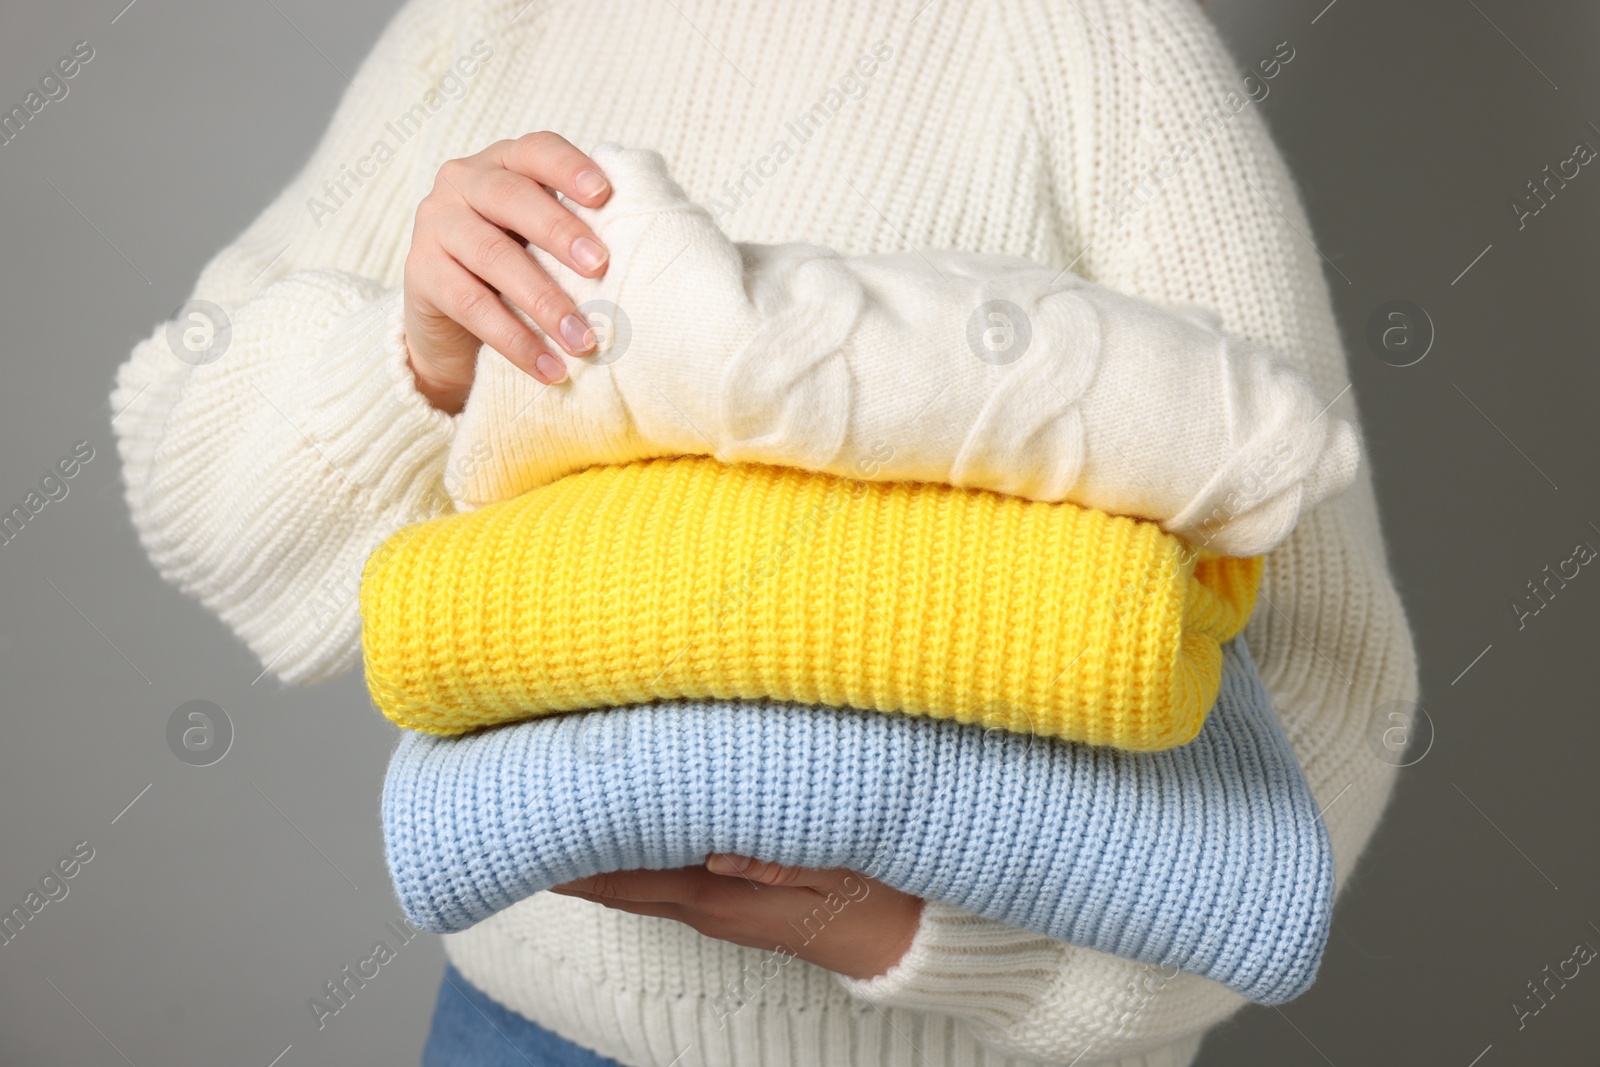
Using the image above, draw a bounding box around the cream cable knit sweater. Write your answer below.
[450,143,1360,557]
[107,1,1419,1064]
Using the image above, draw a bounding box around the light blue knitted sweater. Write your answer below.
[381,638,1333,1005]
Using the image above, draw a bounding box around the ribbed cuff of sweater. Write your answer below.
[289,272,457,516]
[835,899,1064,1037]
[113,268,458,686]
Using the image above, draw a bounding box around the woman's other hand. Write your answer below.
[404,131,612,413]
[549,855,925,981]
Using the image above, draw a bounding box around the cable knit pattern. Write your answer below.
[362,456,1261,748]
[383,638,1333,1004]
[451,143,1360,558]
[106,0,1421,1062]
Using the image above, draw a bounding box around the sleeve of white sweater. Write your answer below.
[451,143,1362,558]
[831,0,1420,1059]
[107,0,462,685]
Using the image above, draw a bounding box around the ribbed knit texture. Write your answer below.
[362,456,1261,748]
[384,638,1332,1004]
[107,0,1421,1062]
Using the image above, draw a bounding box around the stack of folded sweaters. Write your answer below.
[361,145,1358,1007]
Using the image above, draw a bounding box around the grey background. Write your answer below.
[1,0,1595,1064]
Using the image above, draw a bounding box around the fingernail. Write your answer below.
[707,854,750,874]
[574,168,609,199]
[571,236,607,272]
[535,350,567,383]
[560,313,595,353]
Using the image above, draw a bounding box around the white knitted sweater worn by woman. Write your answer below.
[108,1,1419,1064]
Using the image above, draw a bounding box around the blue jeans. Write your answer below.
[422,962,625,1066]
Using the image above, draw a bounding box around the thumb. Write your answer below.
[582,142,699,220]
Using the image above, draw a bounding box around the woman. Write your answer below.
[108,0,1418,1063]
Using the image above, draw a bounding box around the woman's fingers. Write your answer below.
[438,212,594,358]
[457,156,610,278]
[551,866,714,904]
[494,131,612,209]
[706,854,855,891]
[403,130,611,411]
[547,862,911,972]
[419,254,567,385]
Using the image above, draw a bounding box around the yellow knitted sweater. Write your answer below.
[361,456,1260,750]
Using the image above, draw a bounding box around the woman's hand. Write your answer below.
[549,854,925,981]
[404,131,613,414]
